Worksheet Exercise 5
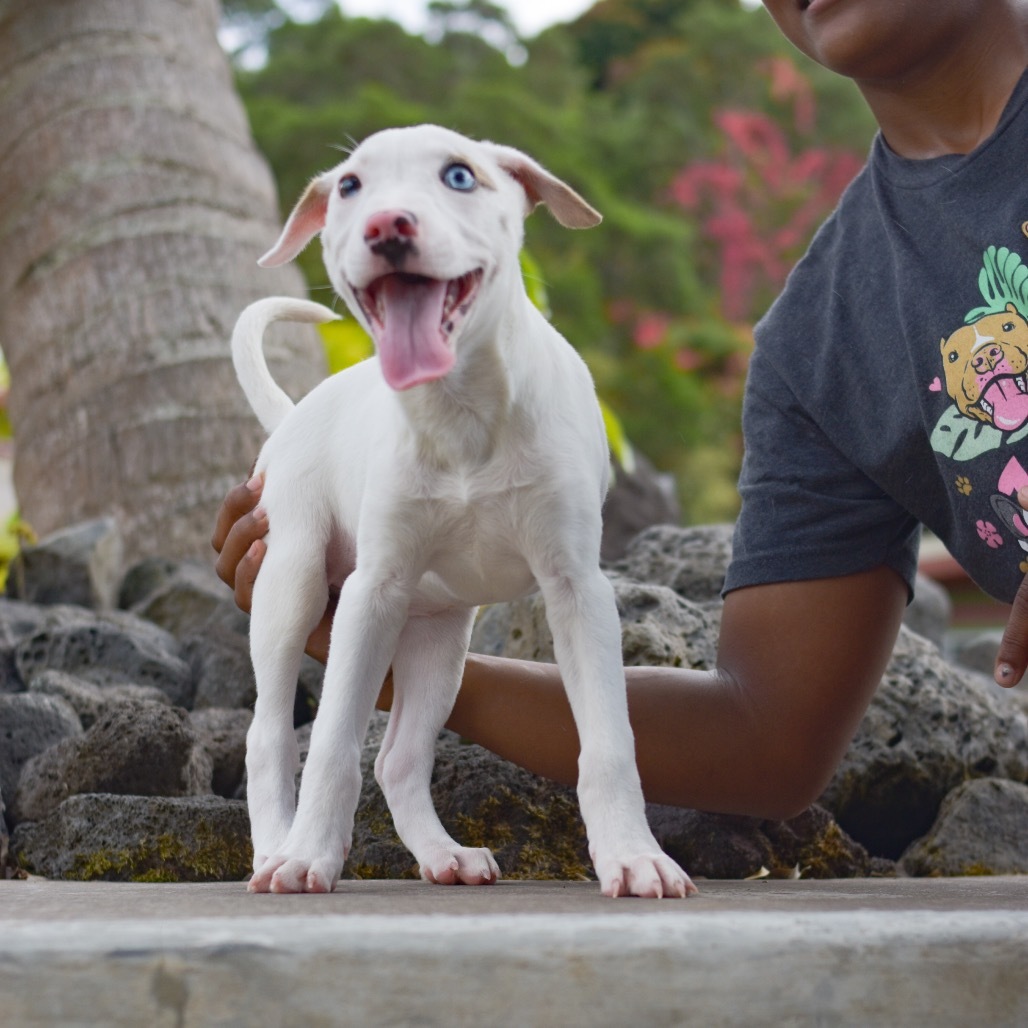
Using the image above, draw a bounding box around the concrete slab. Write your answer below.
[2,877,1028,1025]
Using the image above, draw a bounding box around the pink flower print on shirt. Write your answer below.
[977,520,1004,548]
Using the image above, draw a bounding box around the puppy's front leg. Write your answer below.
[248,567,413,894]
[538,566,696,899]
[246,538,330,877]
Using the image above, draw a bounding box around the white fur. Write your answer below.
[233,124,694,898]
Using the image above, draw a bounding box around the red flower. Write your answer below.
[668,61,863,323]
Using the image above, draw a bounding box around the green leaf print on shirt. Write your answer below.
[966,247,1028,324]
[931,405,1028,460]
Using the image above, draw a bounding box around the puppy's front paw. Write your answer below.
[247,853,342,894]
[593,849,696,899]
[419,845,500,886]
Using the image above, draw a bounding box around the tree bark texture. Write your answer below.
[0,0,326,567]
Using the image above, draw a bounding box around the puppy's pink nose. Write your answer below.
[363,210,418,244]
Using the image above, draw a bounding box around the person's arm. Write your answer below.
[212,477,907,819]
[446,567,906,819]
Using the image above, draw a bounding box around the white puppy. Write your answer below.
[233,124,695,898]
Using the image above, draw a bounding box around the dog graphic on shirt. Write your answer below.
[940,302,1028,433]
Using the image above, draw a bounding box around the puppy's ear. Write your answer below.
[258,174,333,267]
[486,144,602,229]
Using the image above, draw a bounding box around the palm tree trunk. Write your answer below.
[0,0,325,567]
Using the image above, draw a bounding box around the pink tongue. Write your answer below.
[983,377,1028,431]
[376,276,454,390]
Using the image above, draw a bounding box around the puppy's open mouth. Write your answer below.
[353,270,482,391]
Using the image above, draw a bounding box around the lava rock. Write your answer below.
[901,778,1028,876]
[10,793,251,882]
[820,626,1028,859]
[606,523,734,604]
[0,691,82,801]
[0,785,8,869]
[126,559,234,639]
[28,668,170,729]
[12,700,210,823]
[600,453,680,562]
[646,803,872,880]
[471,576,719,671]
[0,599,52,693]
[189,707,252,799]
[6,518,123,610]
[13,604,194,707]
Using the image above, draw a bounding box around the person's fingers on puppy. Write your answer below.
[214,506,270,594]
[234,537,267,615]
[212,477,268,589]
[212,474,263,553]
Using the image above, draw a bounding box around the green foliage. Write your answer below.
[0,512,37,592]
[234,0,874,522]
[318,317,372,375]
[0,354,10,438]
[601,400,633,470]
[518,250,552,318]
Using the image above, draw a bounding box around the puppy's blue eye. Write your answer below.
[442,163,476,192]
[338,174,361,198]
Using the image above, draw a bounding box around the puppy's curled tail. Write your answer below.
[231,297,341,434]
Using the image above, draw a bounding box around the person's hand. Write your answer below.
[995,486,1028,687]
[211,475,334,664]
[212,475,267,613]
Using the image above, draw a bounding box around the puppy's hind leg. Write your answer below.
[245,536,329,884]
[376,607,500,886]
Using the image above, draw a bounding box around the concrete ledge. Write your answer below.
[3,878,1028,1025]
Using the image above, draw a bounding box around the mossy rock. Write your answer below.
[646,803,871,880]
[345,725,593,882]
[11,793,252,882]
[902,778,1028,877]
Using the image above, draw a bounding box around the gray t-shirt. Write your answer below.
[725,69,1028,605]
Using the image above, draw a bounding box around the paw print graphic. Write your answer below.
[977,519,1004,548]
[955,476,972,496]
[1020,559,1028,574]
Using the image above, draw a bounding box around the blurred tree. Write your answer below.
[0,0,325,565]
[566,0,691,88]
[220,0,288,64]
[427,0,526,62]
